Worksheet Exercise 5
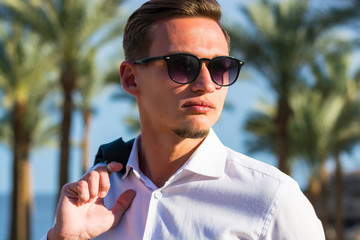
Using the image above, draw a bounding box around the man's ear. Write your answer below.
[120,61,139,96]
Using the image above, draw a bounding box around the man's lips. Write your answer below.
[182,101,215,113]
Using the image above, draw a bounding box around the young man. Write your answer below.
[46,0,325,239]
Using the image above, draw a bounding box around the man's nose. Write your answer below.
[190,63,217,93]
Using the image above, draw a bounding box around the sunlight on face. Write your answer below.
[136,17,229,139]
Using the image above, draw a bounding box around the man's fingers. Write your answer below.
[77,180,90,205]
[96,162,123,198]
[106,162,123,175]
[65,181,90,205]
[110,190,136,227]
[98,167,110,198]
[87,171,100,200]
[67,170,101,204]
[63,162,125,205]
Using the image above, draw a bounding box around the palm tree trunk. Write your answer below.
[334,151,344,240]
[58,65,76,196]
[10,101,32,240]
[275,96,292,175]
[81,109,92,174]
[306,176,321,207]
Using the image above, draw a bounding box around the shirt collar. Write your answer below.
[123,128,227,179]
[183,128,227,178]
[123,135,141,179]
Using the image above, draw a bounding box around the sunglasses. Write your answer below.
[133,53,244,86]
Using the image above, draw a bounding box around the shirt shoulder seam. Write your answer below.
[225,148,286,182]
[258,177,291,239]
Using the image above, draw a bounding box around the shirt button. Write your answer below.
[154,190,163,199]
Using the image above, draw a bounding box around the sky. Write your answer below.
[1,0,359,195]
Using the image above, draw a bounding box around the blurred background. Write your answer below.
[0,0,359,239]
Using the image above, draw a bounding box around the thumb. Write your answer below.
[106,161,124,174]
[110,189,136,227]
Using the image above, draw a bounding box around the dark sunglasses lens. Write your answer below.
[167,55,199,84]
[210,57,239,86]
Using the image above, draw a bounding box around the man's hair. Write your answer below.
[123,0,230,61]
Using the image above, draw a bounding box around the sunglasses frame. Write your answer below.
[133,53,244,86]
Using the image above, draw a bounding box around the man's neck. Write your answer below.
[138,131,205,188]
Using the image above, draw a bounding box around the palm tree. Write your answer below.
[244,37,360,238]
[290,90,346,236]
[0,0,126,194]
[76,48,101,173]
[228,0,360,175]
[307,42,360,240]
[245,64,359,238]
[0,24,57,240]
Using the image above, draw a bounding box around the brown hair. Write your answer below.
[123,0,230,61]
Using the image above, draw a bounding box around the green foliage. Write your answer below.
[229,0,360,94]
[0,23,58,147]
[244,101,277,155]
[0,0,128,191]
[0,0,127,117]
[229,0,360,174]
[0,0,125,62]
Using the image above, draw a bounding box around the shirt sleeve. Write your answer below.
[263,179,325,240]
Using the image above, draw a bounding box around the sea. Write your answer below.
[0,193,57,240]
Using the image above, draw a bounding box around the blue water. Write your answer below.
[0,193,57,240]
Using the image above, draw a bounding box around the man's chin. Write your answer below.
[172,127,209,139]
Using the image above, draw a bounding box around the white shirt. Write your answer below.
[94,129,325,240]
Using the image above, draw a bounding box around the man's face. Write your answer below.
[135,17,229,139]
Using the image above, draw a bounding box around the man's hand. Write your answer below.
[48,162,136,240]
